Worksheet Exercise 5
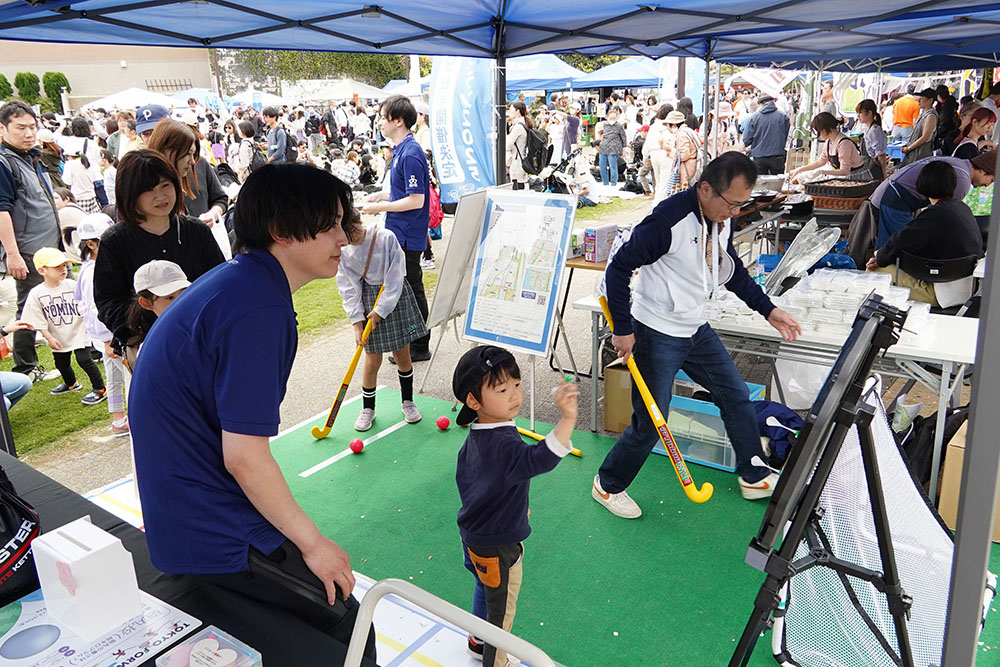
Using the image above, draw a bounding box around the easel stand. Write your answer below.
[730,296,916,667]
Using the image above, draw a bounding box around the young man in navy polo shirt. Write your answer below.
[129,163,375,659]
[359,95,432,360]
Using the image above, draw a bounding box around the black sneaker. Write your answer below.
[467,635,484,661]
[81,388,107,405]
[410,349,432,362]
[50,382,82,396]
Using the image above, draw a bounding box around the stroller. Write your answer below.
[533,147,582,195]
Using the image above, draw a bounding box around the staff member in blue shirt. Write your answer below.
[129,163,375,659]
[359,95,432,360]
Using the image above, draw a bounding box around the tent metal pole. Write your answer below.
[810,68,821,161]
[495,55,507,185]
[702,41,713,167]
[941,154,1000,667]
[714,61,722,159]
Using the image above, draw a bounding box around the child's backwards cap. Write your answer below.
[77,213,114,241]
[33,247,74,269]
[452,345,515,427]
[133,260,191,297]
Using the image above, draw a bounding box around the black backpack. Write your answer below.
[519,127,553,176]
[0,463,40,606]
[245,139,267,174]
[278,128,298,163]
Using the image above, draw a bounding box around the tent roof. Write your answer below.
[0,1,998,72]
[505,54,584,91]
[571,56,662,89]
[80,86,179,111]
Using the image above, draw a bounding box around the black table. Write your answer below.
[2,452,378,666]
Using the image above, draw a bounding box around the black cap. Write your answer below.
[917,88,937,100]
[452,345,516,426]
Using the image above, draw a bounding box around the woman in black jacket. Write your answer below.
[95,150,225,352]
[146,119,228,224]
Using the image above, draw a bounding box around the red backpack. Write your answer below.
[428,184,443,235]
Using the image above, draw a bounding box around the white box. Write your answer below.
[32,516,142,640]
[584,223,617,262]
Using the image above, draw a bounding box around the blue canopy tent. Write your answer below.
[0,2,999,664]
[571,56,662,89]
[505,54,584,92]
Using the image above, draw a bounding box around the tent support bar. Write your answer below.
[503,7,651,56]
[702,39,715,168]
[494,3,508,188]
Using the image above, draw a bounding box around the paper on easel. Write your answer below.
[32,516,142,640]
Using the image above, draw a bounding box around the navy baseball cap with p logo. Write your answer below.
[136,104,169,134]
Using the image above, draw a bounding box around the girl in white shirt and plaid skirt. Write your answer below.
[337,209,429,431]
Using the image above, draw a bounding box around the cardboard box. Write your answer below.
[584,223,617,263]
[603,360,633,433]
[938,422,1000,542]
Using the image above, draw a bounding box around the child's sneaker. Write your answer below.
[592,474,642,518]
[739,471,780,500]
[81,388,107,405]
[401,400,421,424]
[467,635,484,661]
[50,382,82,396]
[111,417,130,437]
[30,364,60,383]
[354,408,375,432]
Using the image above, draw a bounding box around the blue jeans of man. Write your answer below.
[598,153,617,186]
[598,320,770,492]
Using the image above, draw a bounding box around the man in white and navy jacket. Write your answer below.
[593,153,802,519]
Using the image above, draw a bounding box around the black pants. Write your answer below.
[12,256,43,374]
[201,541,377,661]
[752,155,785,175]
[403,248,430,353]
[52,347,105,390]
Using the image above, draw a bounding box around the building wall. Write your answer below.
[0,41,214,108]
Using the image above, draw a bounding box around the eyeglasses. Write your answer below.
[715,190,752,211]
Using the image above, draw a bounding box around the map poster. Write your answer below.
[464,190,576,356]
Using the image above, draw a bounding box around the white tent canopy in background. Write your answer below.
[280,78,386,104]
[80,87,179,112]
[724,68,802,99]
[382,75,430,99]
[230,88,293,108]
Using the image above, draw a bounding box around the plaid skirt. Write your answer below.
[361,280,429,355]
[77,197,100,214]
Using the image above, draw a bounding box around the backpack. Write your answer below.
[278,128,297,163]
[519,126,553,176]
[898,404,969,487]
[245,139,267,174]
[0,463,41,606]
[428,185,443,239]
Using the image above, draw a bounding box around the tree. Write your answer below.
[0,74,12,101]
[232,50,406,88]
[42,72,71,112]
[557,54,626,74]
[419,56,432,77]
[13,72,40,103]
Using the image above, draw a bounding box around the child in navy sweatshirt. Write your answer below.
[453,345,578,667]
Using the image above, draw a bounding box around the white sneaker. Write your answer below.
[739,471,780,500]
[592,475,642,518]
[401,400,422,424]
[892,394,922,433]
[420,257,436,270]
[354,408,375,432]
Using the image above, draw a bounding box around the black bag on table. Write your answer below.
[0,463,40,606]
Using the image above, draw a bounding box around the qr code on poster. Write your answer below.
[537,295,547,306]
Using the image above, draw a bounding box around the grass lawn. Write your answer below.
[572,195,650,226]
[3,271,440,457]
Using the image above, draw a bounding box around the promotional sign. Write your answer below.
[429,56,496,204]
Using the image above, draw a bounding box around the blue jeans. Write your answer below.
[0,371,31,409]
[598,320,770,491]
[598,153,617,186]
[462,543,488,621]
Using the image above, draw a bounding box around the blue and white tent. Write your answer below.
[505,54,584,91]
[572,56,662,89]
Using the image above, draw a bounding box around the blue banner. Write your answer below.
[430,56,496,204]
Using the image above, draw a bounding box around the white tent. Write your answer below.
[230,88,293,108]
[280,78,386,104]
[386,76,430,99]
[80,87,178,112]
[723,69,801,99]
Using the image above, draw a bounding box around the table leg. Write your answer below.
[589,310,599,432]
[928,360,953,503]
[554,307,580,380]
[548,267,575,372]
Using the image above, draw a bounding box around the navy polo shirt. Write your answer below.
[130,249,297,575]
[385,133,430,251]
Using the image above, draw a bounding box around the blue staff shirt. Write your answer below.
[385,133,430,251]
[130,249,297,575]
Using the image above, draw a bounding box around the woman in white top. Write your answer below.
[58,117,105,206]
[646,105,676,204]
[62,152,99,214]
[624,94,639,143]
[855,99,888,180]
[235,120,257,183]
[505,101,532,190]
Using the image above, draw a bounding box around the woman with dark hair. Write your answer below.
[59,116,108,207]
[943,101,983,156]
[866,160,983,306]
[676,97,699,130]
[505,101,533,190]
[35,128,65,188]
[94,149,225,352]
[901,88,938,166]
[789,112,864,182]
[222,119,240,164]
[147,119,228,224]
[951,108,996,160]
[855,99,888,180]
[236,120,258,182]
[934,84,959,152]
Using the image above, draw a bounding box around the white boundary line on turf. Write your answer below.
[299,419,408,478]
[274,385,387,440]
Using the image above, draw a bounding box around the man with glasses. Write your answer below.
[592,152,802,520]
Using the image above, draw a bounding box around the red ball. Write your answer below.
[350,439,364,453]
[436,416,450,430]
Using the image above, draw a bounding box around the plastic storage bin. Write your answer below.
[653,371,766,472]
[156,626,262,667]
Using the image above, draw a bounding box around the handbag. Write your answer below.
[0,463,41,606]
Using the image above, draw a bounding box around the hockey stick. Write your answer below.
[598,295,713,503]
[517,426,583,458]
[312,286,386,440]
